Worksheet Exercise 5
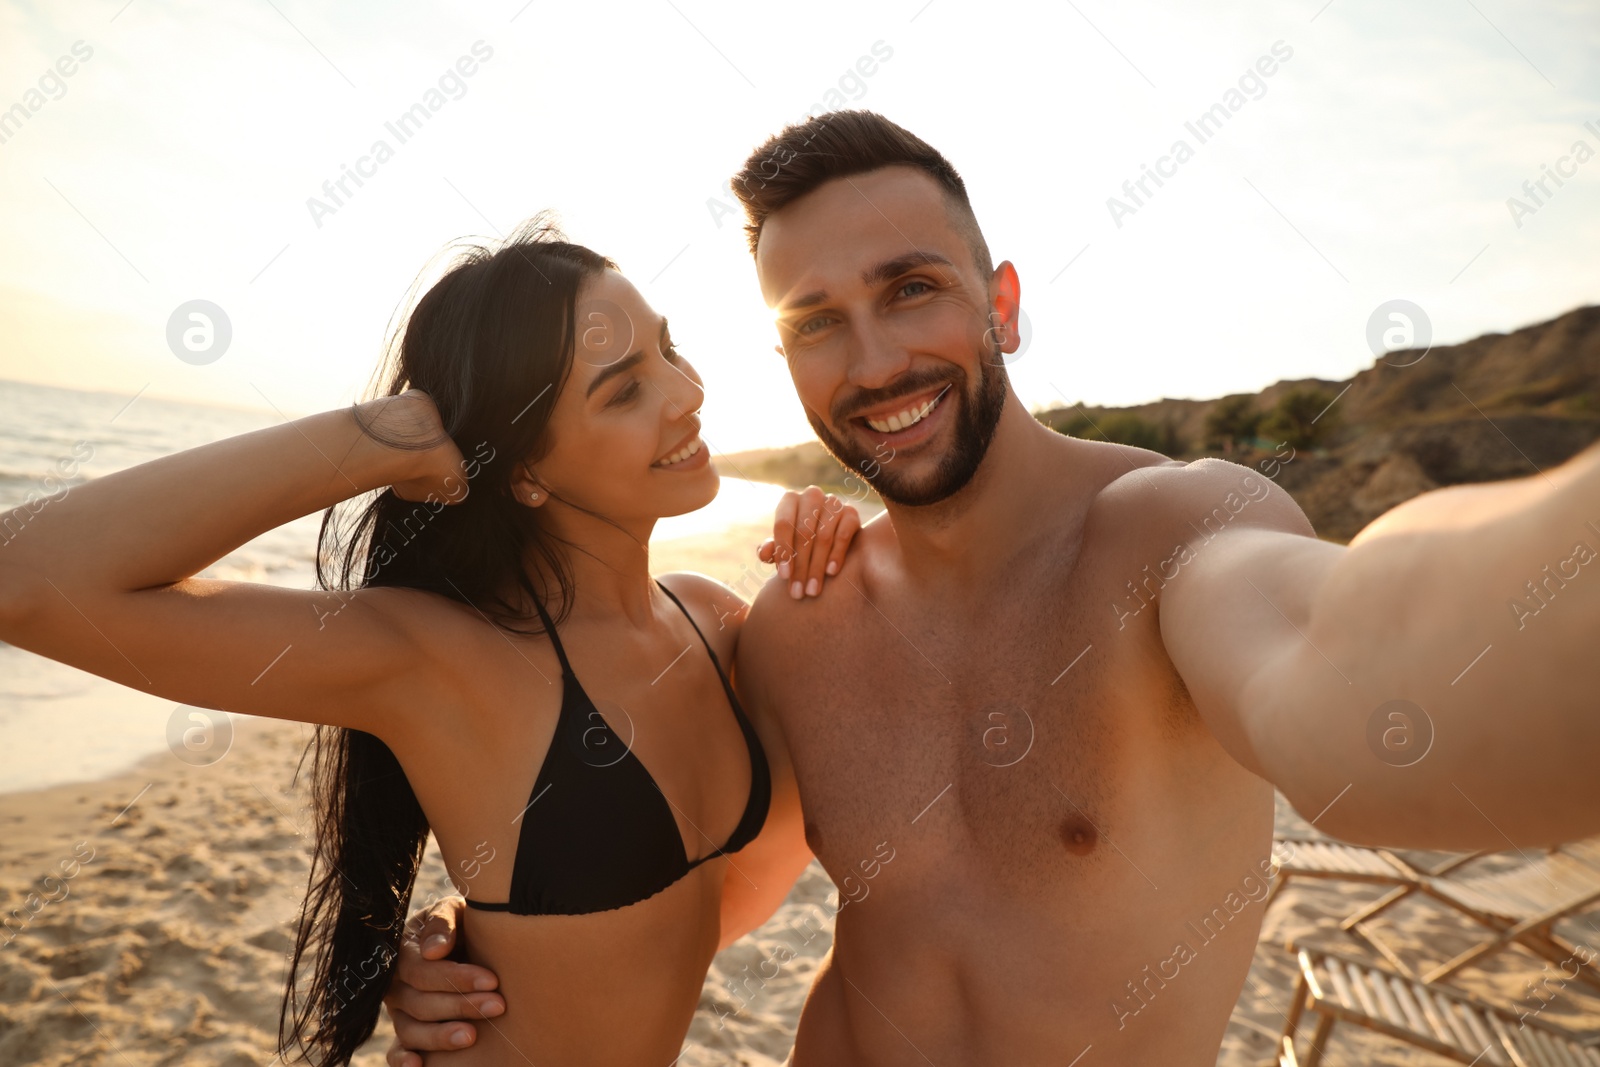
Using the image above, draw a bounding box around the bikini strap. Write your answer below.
[533,582,722,684]
[527,590,574,677]
[655,578,771,864]
[654,579,724,672]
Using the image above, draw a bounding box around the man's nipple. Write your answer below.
[1060,814,1099,856]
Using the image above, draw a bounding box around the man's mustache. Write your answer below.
[833,370,962,424]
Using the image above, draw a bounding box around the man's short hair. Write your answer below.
[731,110,993,280]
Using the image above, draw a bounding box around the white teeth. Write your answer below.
[655,436,703,467]
[866,393,941,434]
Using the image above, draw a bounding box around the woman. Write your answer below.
[0,218,860,1064]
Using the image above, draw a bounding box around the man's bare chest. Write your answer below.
[772,556,1187,899]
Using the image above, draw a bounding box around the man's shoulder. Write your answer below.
[742,511,889,656]
[1091,454,1308,540]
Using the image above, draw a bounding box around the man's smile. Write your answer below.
[851,383,954,444]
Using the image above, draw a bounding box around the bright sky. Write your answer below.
[1,0,1596,453]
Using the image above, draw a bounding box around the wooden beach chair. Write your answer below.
[1410,847,1600,988]
[1276,940,1600,1067]
[1267,836,1600,990]
[1263,836,1481,954]
[1265,835,1486,909]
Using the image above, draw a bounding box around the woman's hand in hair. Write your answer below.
[758,486,863,599]
[366,389,471,505]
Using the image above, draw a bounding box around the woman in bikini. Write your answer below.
[0,218,859,1064]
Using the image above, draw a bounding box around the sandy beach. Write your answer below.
[3,519,1598,1064]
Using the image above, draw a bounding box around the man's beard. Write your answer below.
[808,343,1008,508]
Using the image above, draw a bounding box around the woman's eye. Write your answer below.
[610,381,640,406]
[664,342,683,362]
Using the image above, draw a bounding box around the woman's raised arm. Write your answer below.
[0,391,468,735]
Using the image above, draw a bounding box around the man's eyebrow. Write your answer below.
[778,251,956,315]
[585,317,669,399]
[861,250,955,289]
[780,289,830,314]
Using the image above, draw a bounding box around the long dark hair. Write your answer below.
[277,215,615,1065]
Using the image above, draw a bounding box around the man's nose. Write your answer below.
[845,318,911,392]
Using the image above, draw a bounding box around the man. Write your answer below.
[383,110,1600,1064]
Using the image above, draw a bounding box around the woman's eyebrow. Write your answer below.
[586,351,646,398]
[584,318,669,398]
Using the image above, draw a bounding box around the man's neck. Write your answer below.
[880,394,1080,592]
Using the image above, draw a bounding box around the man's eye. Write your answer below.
[797,316,831,335]
[898,280,932,298]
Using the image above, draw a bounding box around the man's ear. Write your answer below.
[510,461,550,508]
[984,261,1023,361]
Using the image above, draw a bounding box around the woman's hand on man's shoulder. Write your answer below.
[757,486,863,600]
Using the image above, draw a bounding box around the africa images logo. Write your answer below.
[305,41,495,229]
[1106,40,1294,229]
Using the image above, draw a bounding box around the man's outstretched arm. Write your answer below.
[1157,442,1600,851]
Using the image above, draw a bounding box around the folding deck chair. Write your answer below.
[1267,836,1600,990]
[1277,940,1600,1067]
[1411,848,1600,987]
[1263,835,1482,916]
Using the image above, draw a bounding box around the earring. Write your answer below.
[529,491,540,501]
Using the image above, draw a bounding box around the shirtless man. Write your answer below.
[383,110,1600,1064]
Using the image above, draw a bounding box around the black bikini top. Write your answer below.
[464,579,771,916]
